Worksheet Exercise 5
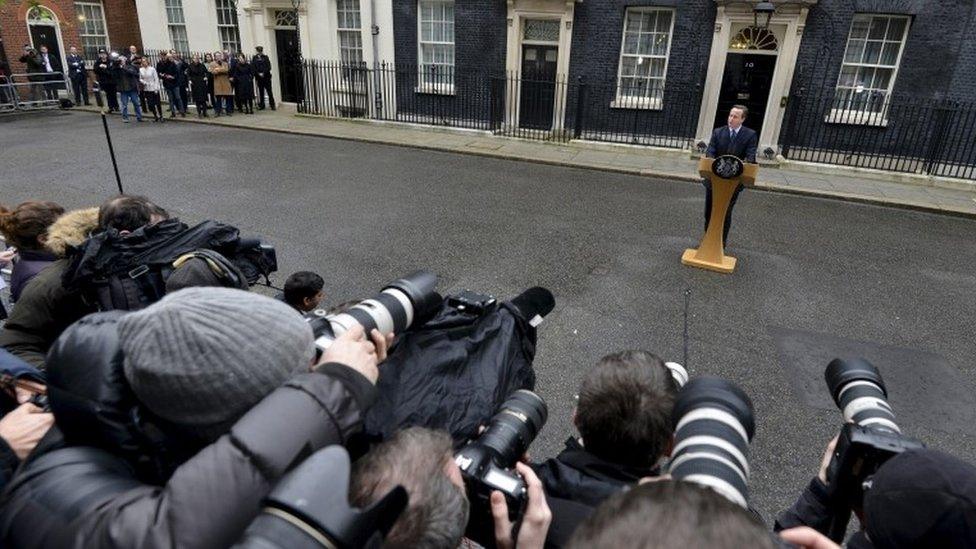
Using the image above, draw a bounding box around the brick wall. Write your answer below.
[1,0,141,74]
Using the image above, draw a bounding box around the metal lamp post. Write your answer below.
[290,0,304,108]
[754,2,776,29]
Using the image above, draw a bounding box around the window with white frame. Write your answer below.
[165,0,189,54]
[834,14,910,121]
[75,1,109,60]
[215,0,241,53]
[336,0,364,65]
[418,0,454,90]
[615,8,674,108]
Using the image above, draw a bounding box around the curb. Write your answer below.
[73,108,976,220]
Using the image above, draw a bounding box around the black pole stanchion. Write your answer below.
[101,110,124,194]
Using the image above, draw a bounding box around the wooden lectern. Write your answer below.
[681,157,758,274]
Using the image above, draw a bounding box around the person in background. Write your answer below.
[93,49,118,112]
[186,54,210,118]
[282,271,325,313]
[231,53,255,115]
[139,58,163,122]
[65,46,89,106]
[112,55,143,123]
[204,52,216,109]
[252,46,275,110]
[209,52,233,117]
[158,52,186,118]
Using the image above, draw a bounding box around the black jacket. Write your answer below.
[66,54,87,79]
[157,59,180,89]
[706,125,759,163]
[231,62,255,97]
[532,437,658,547]
[186,62,210,103]
[774,477,873,549]
[252,54,272,76]
[112,63,140,92]
[0,311,377,549]
[92,58,114,87]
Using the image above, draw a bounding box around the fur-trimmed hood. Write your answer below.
[45,208,99,258]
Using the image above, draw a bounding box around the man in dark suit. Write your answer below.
[66,46,89,106]
[704,104,759,246]
[252,46,275,110]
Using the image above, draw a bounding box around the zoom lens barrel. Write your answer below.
[477,390,548,468]
[825,358,900,434]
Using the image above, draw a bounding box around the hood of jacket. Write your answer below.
[44,208,99,258]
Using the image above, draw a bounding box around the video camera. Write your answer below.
[821,358,924,540]
[304,271,441,356]
[236,446,406,549]
[455,389,548,545]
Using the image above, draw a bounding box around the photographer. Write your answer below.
[111,54,143,122]
[776,438,976,548]
[0,288,394,548]
[530,350,680,543]
[0,348,53,490]
[349,426,551,549]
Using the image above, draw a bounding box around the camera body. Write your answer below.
[447,290,497,317]
[455,390,547,544]
[825,422,924,510]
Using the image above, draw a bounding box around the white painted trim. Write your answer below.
[25,6,69,79]
[504,1,576,132]
[696,4,813,158]
[613,7,676,109]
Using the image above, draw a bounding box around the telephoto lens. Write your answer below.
[306,271,441,351]
[455,390,548,544]
[824,358,899,434]
[665,361,689,388]
[667,377,755,508]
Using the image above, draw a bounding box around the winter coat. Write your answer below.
[0,208,99,369]
[252,54,272,77]
[112,64,140,93]
[0,349,46,491]
[92,58,113,87]
[0,311,377,549]
[209,61,232,96]
[9,248,57,303]
[157,59,180,89]
[231,62,255,98]
[139,67,161,93]
[18,54,45,82]
[186,62,210,103]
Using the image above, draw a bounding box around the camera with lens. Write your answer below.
[667,376,755,508]
[236,445,407,549]
[821,358,924,538]
[454,390,548,543]
[304,271,441,356]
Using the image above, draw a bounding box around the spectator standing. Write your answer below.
[112,55,143,123]
[37,45,59,100]
[231,53,255,115]
[252,46,275,110]
[209,52,233,116]
[204,52,216,108]
[139,58,163,122]
[158,52,186,118]
[173,51,190,112]
[93,49,118,112]
[186,54,210,118]
[65,46,89,106]
[17,46,45,102]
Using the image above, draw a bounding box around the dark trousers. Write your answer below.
[42,73,59,99]
[255,76,275,109]
[145,91,163,119]
[70,75,89,105]
[100,83,119,111]
[702,180,744,246]
[214,95,234,114]
[179,85,189,109]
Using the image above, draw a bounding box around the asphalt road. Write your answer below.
[3,111,976,522]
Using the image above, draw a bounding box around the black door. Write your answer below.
[713,53,776,139]
[519,45,557,130]
[275,29,300,103]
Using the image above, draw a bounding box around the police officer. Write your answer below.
[252,46,275,111]
[66,46,89,106]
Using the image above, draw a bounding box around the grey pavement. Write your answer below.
[74,103,976,218]
[3,111,976,523]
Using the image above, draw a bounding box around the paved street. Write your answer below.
[3,111,976,521]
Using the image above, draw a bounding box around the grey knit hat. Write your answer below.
[118,287,315,441]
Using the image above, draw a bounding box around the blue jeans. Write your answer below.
[120,90,142,121]
[165,87,185,114]
[214,95,234,114]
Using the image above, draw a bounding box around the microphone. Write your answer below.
[511,287,555,327]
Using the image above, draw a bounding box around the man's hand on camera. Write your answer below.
[0,249,16,265]
[0,403,54,460]
[780,527,841,549]
[490,462,551,549]
[318,325,394,385]
[818,436,839,484]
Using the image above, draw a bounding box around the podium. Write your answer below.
[681,157,758,274]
